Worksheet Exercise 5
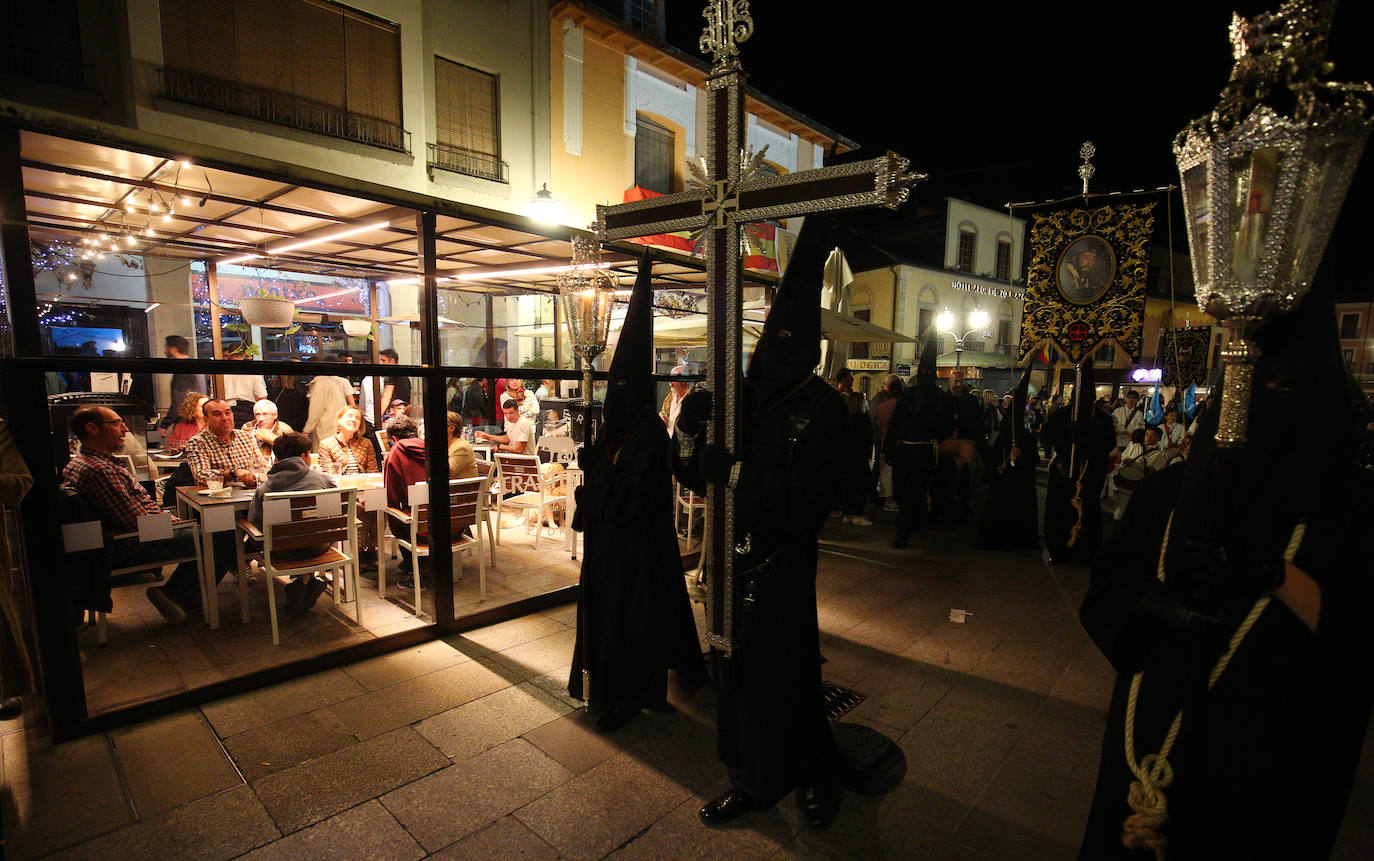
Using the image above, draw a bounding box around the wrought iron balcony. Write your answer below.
[427,142,508,183]
[157,67,410,153]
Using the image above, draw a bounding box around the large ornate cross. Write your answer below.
[596,0,922,654]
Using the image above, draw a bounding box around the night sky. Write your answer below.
[664,0,1374,297]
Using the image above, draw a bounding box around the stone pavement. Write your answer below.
[3,506,1372,860]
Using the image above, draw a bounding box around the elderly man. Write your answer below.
[62,406,228,624]
[182,398,266,486]
[476,401,534,454]
[242,398,291,460]
[659,365,693,437]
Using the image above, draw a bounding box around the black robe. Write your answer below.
[1079,465,1374,858]
[568,415,702,709]
[678,375,847,807]
[974,427,1039,550]
[885,385,949,539]
[1042,408,1114,562]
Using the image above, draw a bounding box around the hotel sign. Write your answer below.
[952,280,1025,300]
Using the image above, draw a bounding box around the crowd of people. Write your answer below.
[57,339,565,626]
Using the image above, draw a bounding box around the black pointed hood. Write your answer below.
[1166,285,1355,575]
[1011,361,1033,448]
[916,327,939,391]
[601,247,656,432]
[1074,357,1096,422]
[746,216,829,409]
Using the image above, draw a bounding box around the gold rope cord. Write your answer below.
[1120,513,1306,858]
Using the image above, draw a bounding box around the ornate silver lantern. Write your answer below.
[556,236,618,408]
[1174,0,1372,446]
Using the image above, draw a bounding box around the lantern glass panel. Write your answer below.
[1183,163,1211,285]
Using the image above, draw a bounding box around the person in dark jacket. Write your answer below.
[248,432,337,614]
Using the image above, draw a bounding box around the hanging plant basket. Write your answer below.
[341,318,373,337]
[239,296,296,328]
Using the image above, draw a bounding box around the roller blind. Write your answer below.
[160,0,400,125]
[433,57,499,158]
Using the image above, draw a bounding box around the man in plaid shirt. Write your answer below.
[63,406,217,624]
[182,399,266,485]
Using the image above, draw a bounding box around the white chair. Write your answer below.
[105,517,202,644]
[494,452,566,549]
[235,487,359,645]
[385,476,489,613]
[674,479,707,547]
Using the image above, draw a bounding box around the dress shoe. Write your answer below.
[594,704,638,733]
[699,787,753,825]
[798,782,840,829]
[284,578,309,615]
[303,577,329,611]
[146,586,187,624]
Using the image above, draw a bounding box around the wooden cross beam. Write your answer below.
[595,0,923,655]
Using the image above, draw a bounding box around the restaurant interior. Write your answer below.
[4,128,772,734]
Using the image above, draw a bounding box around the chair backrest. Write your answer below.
[375,430,391,453]
[262,487,357,555]
[410,476,487,538]
[537,436,577,466]
[495,452,542,495]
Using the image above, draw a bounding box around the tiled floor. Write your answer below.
[75,517,581,715]
[5,501,1373,859]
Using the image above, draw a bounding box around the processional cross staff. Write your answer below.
[595,0,923,654]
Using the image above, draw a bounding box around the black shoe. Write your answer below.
[0,697,22,720]
[595,704,639,733]
[699,788,753,825]
[303,577,329,611]
[284,578,309,616]
[147,586,188,624]
[892,534,909,549]
[798,782,840,830]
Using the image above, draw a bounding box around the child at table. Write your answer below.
[248,432,337,615]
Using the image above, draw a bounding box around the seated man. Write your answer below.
[182,398,265,486]
[242,398,291,460]
[247,432,336,615]
[61,406,223,624]
[474,401,533,454]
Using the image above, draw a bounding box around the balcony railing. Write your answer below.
[157,67,410,153]
[427,142,508,183]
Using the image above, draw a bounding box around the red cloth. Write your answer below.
[383,438,428,512]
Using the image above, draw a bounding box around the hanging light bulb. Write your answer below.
[66,272,78,282]
[145,227,155,237]
[125,235,136,247]
[180,160,192,169]
[125,202,135,213]
[162,212,172,223]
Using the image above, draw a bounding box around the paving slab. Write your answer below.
[514,752,693,861]
[111,710,242,819]
[428,815,563,860]
[221,710,359,782]
[484,628,578,680]
[520,708,658,775]
[608,792,793,860]
[44,784,278,861]
[235,799,425,861]
[380,738,573,851]
[341,638,479,691]
[414,681,573,761]
[200,669,367,738]
[447,614,568,655]
[3,730,133,860]
[318,657,522,740]
[252,727,449,834]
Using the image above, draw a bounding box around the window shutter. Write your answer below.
[634,115,674,194]
[434,57,500,157]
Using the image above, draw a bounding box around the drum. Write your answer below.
[1115,431,1133,451]
[1161,447,1183,467]
[1114,464,1146,491]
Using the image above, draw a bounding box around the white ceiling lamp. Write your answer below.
[528,183,563,224]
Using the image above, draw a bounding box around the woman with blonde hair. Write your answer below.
[446,411,478,479]
[165,392,208,450]
[317,405,377,475]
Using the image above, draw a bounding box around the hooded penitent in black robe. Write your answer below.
[1078,289,1374,858]
[675,217,848,811]
[1043,359,1115,563]
[885,332,948,546]
[567,250,703,728]
[975,364,1039,550]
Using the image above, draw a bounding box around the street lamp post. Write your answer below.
[936,307,990,370]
